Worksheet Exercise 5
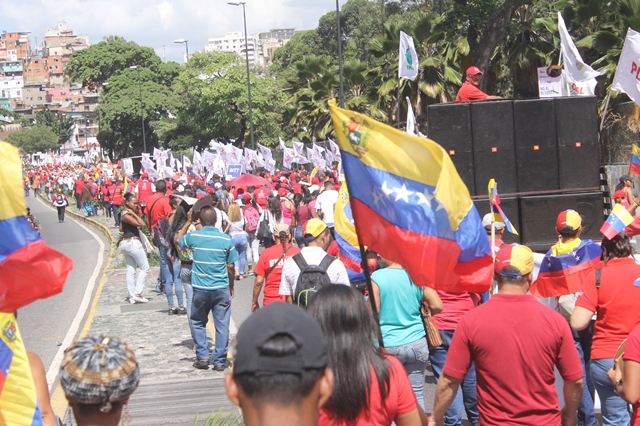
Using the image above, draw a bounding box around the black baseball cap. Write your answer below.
[233,303,328,375]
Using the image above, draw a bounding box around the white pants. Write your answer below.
[119,239,150,297]
[246,231,260,267]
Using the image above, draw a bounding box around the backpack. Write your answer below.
[244,207,260,232]
[292,253,335,307]
[56,194,64,205]
[152,216,171,249]
[216,189,229,210]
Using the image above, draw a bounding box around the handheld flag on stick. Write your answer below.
[488,179,518,235]
[398,31,419,81]
[309,165,319,183]
[0,142,73,312]
[123,175,130,194]
[329,99,492,292]
[631,144,640,176]
[0,312,44,425]
[601,203,634,239]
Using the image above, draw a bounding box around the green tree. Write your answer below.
[65,38,163,88]
[7,126,60,153]
[35,106,75,144]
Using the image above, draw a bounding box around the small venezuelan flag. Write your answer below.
[329,99,492,292]
[0,142,73,312]
[0,312,44,425]
[631,144,640,176]
[488,179,518,235]
[600,203,634,239]
[334,182,363,273]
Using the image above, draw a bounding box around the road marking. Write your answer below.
[43,206,106,389]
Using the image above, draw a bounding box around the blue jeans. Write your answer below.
[294,225,305,247]
[573,332,598,426]
[180,263,195,340]
[162,248,183,309]
[232,233,248,274]
[385,337,428,410]
[82,201,92,217]
[191,287,231,366]
[112,205,121,226]
[429,329,479,426]
[591,358,630,426]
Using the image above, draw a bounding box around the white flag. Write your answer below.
[398,31,419,81]
[258,143,273,161]
[611,28,640,106]
[406,96,416,136]
[279,137,287,151]
[558,12,604,83]
[175,158,182,172]
[563,73,598,97]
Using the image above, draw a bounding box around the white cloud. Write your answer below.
[0,0,347,63]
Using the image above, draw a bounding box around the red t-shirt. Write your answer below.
[576,257,640,359]
[623,327,640,426]
[145,193,172,229]
[318,355,417,426]
[455,81,489,102]
[254,244,301,305]
[431,291,479,330]
[255,187,270,209]
[444,294,582,426]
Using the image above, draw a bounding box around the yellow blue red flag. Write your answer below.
[328,100,492,292]
[334,182,363,273]
[488,179,518,235]
[0,142,73,312]
[631,144,640,176]
[0,312,43,425]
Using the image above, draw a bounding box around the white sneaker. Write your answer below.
[129,298,136,304]
[132,295,149,303]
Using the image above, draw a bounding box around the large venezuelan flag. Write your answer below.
[530,239,602,297]
[0,142,73,312]
[0,312,43,425]
[328,100,492,292]
[334,182,363,273]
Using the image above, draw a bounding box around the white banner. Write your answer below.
[558,12,604,83]
[406,96,416,136]
[612,28,640,106]
[399,31,419,81]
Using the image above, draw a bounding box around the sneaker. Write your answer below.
[129,298,136,304]
[193,359,210,370]
[178,307,187,315]
[132,295,149,304]
[212,364,225,372]
[168,307,179,315]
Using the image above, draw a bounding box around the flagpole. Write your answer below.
[600,91,612,131]
[397,83,401,129]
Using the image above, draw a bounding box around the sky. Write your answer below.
[1,0,347,63]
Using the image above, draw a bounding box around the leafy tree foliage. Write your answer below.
[7,126,60,153]
[35,106,75,144]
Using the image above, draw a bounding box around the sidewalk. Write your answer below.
[64,207,240,425]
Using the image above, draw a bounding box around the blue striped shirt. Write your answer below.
[179,226,238,290]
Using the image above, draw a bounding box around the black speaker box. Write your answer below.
[427,103,475,195]
[555,97,600,189]
[472,196,521,245]
[514,99,559,192]
[470,101,518,195]
[518,191,605,252]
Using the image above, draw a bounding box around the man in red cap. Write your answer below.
[455,66,502,103]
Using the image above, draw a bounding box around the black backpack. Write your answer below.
[293,253,335,307]
[56,194,64,205]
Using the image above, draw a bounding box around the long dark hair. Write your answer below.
[167,204,189,257]
[306,285,390,421]
[601,232,634,263]
[266,196,282,222]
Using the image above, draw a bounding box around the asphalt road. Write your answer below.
[19,195,109,383]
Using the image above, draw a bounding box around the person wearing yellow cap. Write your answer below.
[279,218,349,306]
[455,66,503,103]
[429,244,583,426]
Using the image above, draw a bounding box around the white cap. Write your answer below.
[214,182,222,189]
[482,213,505,230]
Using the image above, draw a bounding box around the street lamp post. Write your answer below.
[228,1,255,150]
[129,65,147,153]
[336,0,345,108]
[174,39,189,63]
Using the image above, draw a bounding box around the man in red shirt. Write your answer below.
[145,180,172,294]
[455,66,503,103]
[136,173,154,208]
[429,244,583,426]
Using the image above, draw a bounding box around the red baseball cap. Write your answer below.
[466,66,483,76]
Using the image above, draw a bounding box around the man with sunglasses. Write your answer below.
[455,66,503,103]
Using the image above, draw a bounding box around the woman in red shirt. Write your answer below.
[572,233,640,426]
[608,327,640,426]
[251,223,301,312]
[307,285,427,426]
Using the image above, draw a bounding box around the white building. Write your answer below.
[204,32,262,66]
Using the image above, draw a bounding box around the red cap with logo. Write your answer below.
[466,66,483,76]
